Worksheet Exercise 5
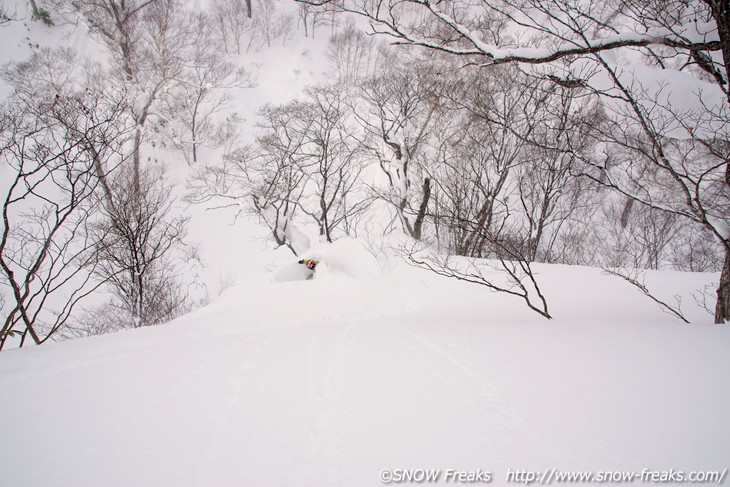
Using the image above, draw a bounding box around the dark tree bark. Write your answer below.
[706,0,730,102]
[717,247,730,323]
[28,0,40,17]
[412,177,431,241]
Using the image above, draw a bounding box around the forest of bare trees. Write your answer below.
[293,0,730,323]
[0,0,727,350]
[1,0,255,346]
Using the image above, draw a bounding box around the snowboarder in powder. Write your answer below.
[298,259,319,271]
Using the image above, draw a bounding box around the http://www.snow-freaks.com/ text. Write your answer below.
[378,467,728,484]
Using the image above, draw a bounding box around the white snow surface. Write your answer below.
[0,259,728,487]
[1,2,729,485]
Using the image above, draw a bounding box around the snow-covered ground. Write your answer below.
[1,2,729,486]
[0,244,728,486]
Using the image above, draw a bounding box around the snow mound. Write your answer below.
[271,238,379,282]
[273,262,314,282]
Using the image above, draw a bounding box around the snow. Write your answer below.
[306,237,382,278]
[1,260,728,487]
[274,260,314,281]
[1,1,729,486]
[274,238,384,281]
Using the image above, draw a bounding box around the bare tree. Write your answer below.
[188,84,371,249]
[59,0,190,194]
[575,81,729,321]
[512,87,595,263]
[49,2,204,330]
[300,0,726,91]
[602,266,690,323]
[423,149,555,319]
[61,0,153,82]
[670,222,723,272]
[428,65,533,256]
[93,166,190,328]
[326,21,377,85]
[426,65,592,260]
[255,0,294,48]
[599,199,681,270]
[297,84,370,241]
[398,66,585,319]
[249,102,315,253]
[298,1,334,38]
[356,56,448,240]
[0,51,132,349]
[404,241,553,319]
[187,102,313,255]
[430,120,516,256]
[165,12,254,164]
[211,0,257,54]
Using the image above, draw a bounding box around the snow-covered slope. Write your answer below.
[0,253,728,487]
[1,3,728,486]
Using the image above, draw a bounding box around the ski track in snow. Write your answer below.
[193,329,276,486]
[393,323,539,460]
[299,320,354,485]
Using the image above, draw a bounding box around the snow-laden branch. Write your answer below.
[299,0,722,67]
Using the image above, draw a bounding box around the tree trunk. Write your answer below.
[716,246,730,323]
[28,0,40,17]
[711,0,730,323]
[708,0,730,107]
[620,197,634,228]
[412,177,431,241]
[132,127,143,197]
